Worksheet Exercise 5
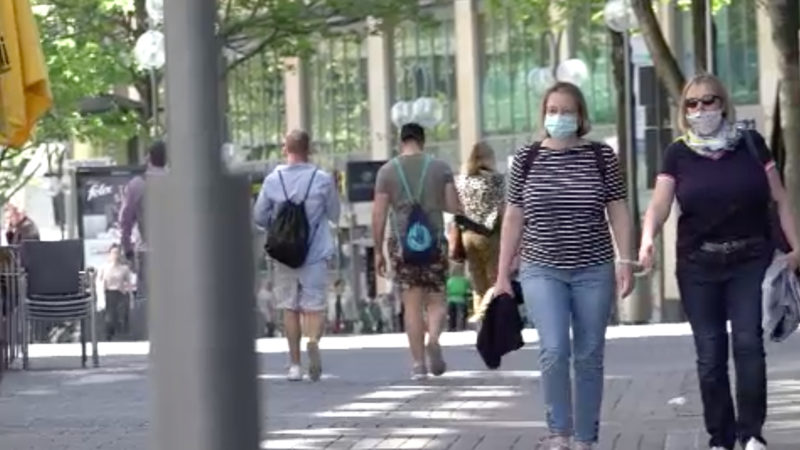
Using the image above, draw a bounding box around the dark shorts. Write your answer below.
[388,238,448,293]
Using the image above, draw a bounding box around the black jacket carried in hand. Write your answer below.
[476,290,525,369]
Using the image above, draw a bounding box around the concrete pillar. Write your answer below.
[366,18,395,160]
[152,1,260,448]
[454,0,481,165]
[283,57,310,132]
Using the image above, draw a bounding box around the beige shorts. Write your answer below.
[273,261,328,312]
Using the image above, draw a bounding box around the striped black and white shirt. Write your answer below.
[507,142,626,269]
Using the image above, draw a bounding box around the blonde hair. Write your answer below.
[463,141,496,176]
[677,73,736,133]
[539,82,592,137]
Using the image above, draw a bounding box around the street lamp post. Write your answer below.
[604,0,650,324]
[134,1,166,138]
[151,1,260,449]
[704,0,714,73]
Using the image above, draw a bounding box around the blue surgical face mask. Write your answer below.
[544,113,579,139]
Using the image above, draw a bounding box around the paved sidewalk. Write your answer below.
[1,325,799,449]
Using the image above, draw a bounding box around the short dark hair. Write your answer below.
[148,140,167,168]
[400,123,425,146]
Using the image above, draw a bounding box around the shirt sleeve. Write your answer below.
[439,160,454,185]
[507,147,529,207]
[252,176,273,229]
[323,173,341,224]
[119,177,143,255]
[601,145,626,203]
[374,163,392,195]
[660,142,681,180]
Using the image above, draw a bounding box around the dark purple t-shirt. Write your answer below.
[659,130,774,257]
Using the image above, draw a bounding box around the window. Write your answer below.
[308,34,370,156]
[570,6,617,125]
[480,10,548,137]
[480,5,616,141]
[394,19,458,149]
[714,0,759,104]
[227,52,285,160]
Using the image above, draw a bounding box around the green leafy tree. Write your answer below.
[34,0,423,138]
[0,0,421,205]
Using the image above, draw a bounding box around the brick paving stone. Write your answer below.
[422,435,459,449]
[446,433,484,450]
[638,430,667,450]
[1,330,800,449]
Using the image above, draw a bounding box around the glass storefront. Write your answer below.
[715,0,759,104]
[308,34,370,157]
[227,52,285,160]
[393,18,459,165]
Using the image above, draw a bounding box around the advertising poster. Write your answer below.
[74,166,145,272]
[345,160,386,203]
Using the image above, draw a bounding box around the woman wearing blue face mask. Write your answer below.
[494,82,635,450]
[639,74,799,450]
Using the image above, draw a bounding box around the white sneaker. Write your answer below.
[710,447,727,450]
[410,363,428,381]
[287,364,303,381]
[744,438,766,450]
[538,435,569,450]
[574,442,594,450]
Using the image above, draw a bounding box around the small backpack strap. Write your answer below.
[302,169,319,202]
[521,142,541,184]
[740,128,761,162]
[590,142,607,185]
[277,171,290,201]
[415,155,433,201]
[392,157,415,202]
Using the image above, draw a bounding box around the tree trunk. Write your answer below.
[769,83,786,178]
[631,0,686,103]
[766,0,800,230]
[609,29,625,326]
[691,0,707,72]
[611,30,627,173]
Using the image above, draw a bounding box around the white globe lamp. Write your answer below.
[556,59,590,86]
[603,0,637,33]
[411,97,443,129]
[390,101,414,128]
[146,0,164,25]
[527,67,555,94]
[134,29,166,70]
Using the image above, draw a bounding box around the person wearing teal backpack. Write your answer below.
[372,123,463,380]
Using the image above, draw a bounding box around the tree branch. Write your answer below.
[691,0,707,72]
[631,0,686,103]
[224,29,283,74]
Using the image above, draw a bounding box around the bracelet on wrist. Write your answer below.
[615,259,639,266]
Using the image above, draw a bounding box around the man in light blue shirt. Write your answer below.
[253,130,340,382]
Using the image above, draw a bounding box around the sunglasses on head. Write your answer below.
[685,95,720,109]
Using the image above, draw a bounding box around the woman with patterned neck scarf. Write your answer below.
[639,74,800,450]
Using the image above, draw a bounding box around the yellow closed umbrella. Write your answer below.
[0,0,52,148]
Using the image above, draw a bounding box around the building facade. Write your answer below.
[228,0,776,322]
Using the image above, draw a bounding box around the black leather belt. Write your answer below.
[699,238,763,254]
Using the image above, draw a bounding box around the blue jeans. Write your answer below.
[519,261,615,443]
[677,254,771,450]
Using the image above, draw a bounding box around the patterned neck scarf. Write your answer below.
[683,121,741,159]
